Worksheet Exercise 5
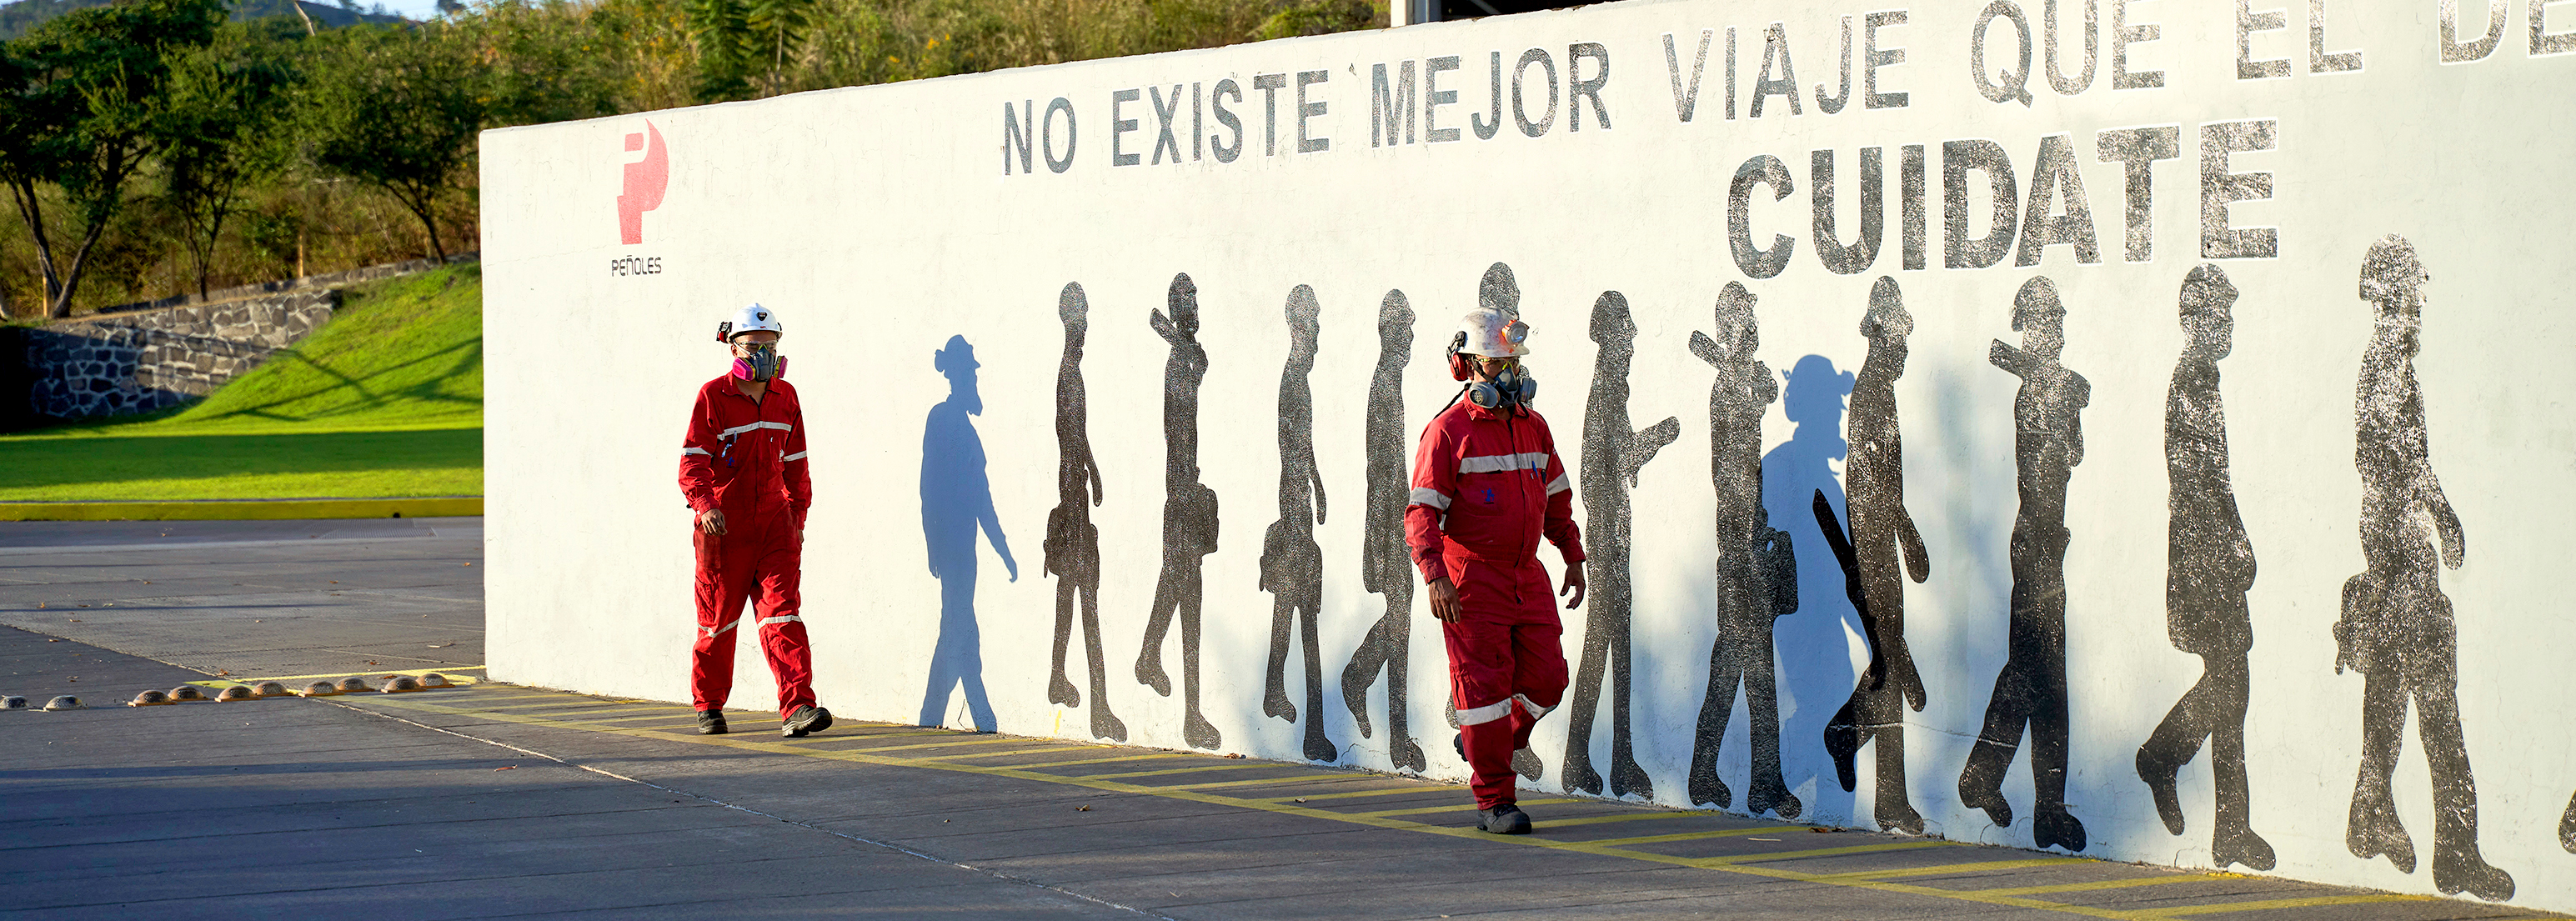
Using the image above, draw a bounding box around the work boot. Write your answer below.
[696,709,729,735]
[1476,803,1532,834]
[781,704,833,738]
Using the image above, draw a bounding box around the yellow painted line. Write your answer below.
[789,728,956,743]
[1253,784,1451,803]
[338,693,2336,921]
[1975,875,2211,897]
[1076,762,1276,781]
[1527,811,1722,829]
[1810,858,2092,883]
[1155,773,1386,792]
[1355,797,1585,818]
[1015,753,1196,771]
[828,736,1029,755]
[0,497,484,522]
[1579,825,1812,848]
[2137,894,2433,918]
[235,666,486,684]
[1698,841,1957,865]
[929,745,1114,761]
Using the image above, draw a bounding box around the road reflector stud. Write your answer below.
[215,686,257,702]
[129,689,173,707]
[44,695,84,710]
[419,673,453,688]
[383,676,423,693]
[3,696,26,710]
[336,677,372,693]
[253,682,292,698]
[300,682,339,698]
[168,685,208,702]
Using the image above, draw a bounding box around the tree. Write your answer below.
[162,21,300,297]
[0,0,226,318]
[297,24,484,261]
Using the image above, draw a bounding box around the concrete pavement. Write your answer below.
[0,519,2560,919]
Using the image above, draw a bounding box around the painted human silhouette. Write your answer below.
[1135,273,1224,750]
[1564,290,1680,798]
[1044,283,1124,741]
[1820,278,1932,834]
[1260,284,1338,763]
[1342,289,1426,772]
[1958,276,2089,853]
[920,335,1016,731]
[1686,282,1802,819]
[2336,235,2512,900]
[2136,264,2274,871]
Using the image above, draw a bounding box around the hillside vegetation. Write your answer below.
[0,265,483,500]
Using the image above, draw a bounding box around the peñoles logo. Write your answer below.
[618,121,669,245]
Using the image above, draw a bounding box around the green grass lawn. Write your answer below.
[0,266,483,502]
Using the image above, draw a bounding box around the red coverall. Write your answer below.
[679,374,815,719]
[1406,399,1583,808]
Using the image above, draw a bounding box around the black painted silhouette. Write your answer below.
[1958,276,2089,853]
[2135,264,2274,871]
[1135,273,1224,750]
[1043,283,1124,742]
[920,335,1016,732]
[1764,353,1859,823]
[1820,278,1933,834]
[2335,235,2513,901]
[1686,282,1802,819]
[1564,291,1681,799]
[2562,790,2575,853]
[1341,289,1426,773]
[1260,284,1339,763]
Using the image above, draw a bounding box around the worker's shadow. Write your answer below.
[920,334,1017,733]
[1762,354,1860,825]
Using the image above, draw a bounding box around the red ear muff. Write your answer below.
[1446,332,1472,381]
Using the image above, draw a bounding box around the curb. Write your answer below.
[0,497,483,522]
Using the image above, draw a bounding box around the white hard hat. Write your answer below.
[719,303,782,342]
[1456,306,1531,358]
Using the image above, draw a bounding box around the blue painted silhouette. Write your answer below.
[1762,353,1859,824]
[920,334,1017,732]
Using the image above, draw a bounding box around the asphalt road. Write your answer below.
[0,518,2558,920]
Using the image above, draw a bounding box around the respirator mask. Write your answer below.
[1467,362,1536,408]
[1448,331,1536,408]
[730,341,787,382]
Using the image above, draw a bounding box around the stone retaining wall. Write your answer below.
[14,253,479,423]
[23,289,338,419]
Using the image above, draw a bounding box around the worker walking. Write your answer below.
[1406,295,1586,834]
[679,304,833,739]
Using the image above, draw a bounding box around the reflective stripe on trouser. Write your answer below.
[691,514,815,719]
[1440,555,1567,809]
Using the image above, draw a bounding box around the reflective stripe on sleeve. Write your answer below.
[1456,698,1513,726]
[718,420,794,438]
[1546,473,1572,495]
[682,448,711,457]
[1408,487,1452,510]
[783,451,809,462]
[1457,452,1551,474]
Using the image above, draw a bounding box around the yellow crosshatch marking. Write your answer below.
[336,685,2520,921]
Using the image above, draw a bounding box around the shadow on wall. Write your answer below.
[1763,352,1859,826]
[920,333,1017,733]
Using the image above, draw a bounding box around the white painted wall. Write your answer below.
[484,0,2576,908]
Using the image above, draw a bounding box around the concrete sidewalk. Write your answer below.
[0,519,2558,920]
